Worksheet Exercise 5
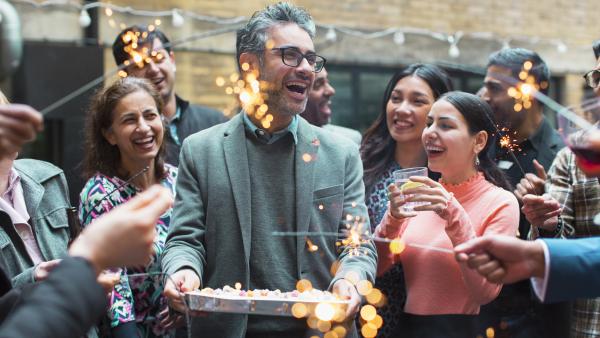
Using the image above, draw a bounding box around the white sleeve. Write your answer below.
[530,239,550,302]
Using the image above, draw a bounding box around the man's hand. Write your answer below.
[163,269,201,313]
[522,194,561,231]
[0,104,43,159]
[454,235,546,284]
[69,185,173,273]
[332,279,361,322]
[33,259,61,281]
[514,159,547,202]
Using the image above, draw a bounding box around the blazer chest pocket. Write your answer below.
[34,208,70,251]
[313,185,344,232]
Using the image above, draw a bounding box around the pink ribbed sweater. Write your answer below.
[374,173,519,315]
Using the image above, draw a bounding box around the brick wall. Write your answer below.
[14,0,600,111]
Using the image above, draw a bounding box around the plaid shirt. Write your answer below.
[533,147,600,337]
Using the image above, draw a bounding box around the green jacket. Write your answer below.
[0,159,71,287]
[162,114,377,337]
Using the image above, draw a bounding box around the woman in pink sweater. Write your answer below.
[374,91,520,337]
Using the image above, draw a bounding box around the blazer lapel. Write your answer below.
[223,115,252,261]
[295,119,318,274]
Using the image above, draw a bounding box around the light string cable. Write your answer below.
[9,0,592,55]
[38,25,240,116]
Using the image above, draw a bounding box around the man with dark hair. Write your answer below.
[301,67,361,144]
[479,48,566,338]
[162,3,377,337]
[112,25,227,166]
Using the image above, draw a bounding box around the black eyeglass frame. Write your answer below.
[583,69,600,89]
[270,47,326,73]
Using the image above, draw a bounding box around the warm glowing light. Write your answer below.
[148,24,155,31]
[360,304,377,321]
[324,331,339,338]
[302,153,312,162]
[291,303,308,318]
[215,77,226,87]
[239,91,252,104]
[318,204,324,210]
[117,70,128,78]
[486,327,495,338]
[507,87,517,97]
[365,288,383,305]
[306,238,319,252]
[351,201,357,208]
[307,316,319,329]
[317,319,332,333]
[371,314,383,328]
[155,19,162,26]
[234,282,241,290]
[361,322,378,338]
[265,39,275,49]
[520,83,534,96]
[389,238,406,254]
[258,104,268,113]
[518,71,527,80]
[225,87,234,95]
[230,73,240,83]
[132,53,143,64]
[356,280,373,296]
[315,303,335,321]
[514,103,523,112]
[333,325,347,337]
[108,19,116,28]
[242,62,250,71]
[105,7,113,16]
[523,61,533,70]
[261,120,271,129]
[296,279,313,292]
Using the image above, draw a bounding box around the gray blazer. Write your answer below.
[0,159,71,287]
[162,114,377,337]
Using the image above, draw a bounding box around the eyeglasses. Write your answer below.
[271,47,326,73]
[583,69,600,89]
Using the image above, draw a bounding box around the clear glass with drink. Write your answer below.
[393,167,429,212]
[557,98,600,177]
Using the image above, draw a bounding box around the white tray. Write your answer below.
[184,291,349,317]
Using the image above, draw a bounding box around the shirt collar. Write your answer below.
[2,168,21,200]
[0,168,30,224]
[527,118,553,152]
[242,112,298,144]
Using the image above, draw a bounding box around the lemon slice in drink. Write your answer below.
[400,181,424,191]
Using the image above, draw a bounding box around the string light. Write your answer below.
[11,0,584,56]
[393,31,405,45]
[78,8,91,28]
[325,26,337,42]
[171,9,184,27]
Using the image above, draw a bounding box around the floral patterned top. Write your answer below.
[78,164,177,338]
[366,162,401,230]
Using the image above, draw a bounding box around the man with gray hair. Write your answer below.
[162,2,377,337]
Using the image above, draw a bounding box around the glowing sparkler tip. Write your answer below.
[315,303,335,321]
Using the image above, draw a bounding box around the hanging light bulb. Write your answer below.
[79,8,91,28]
[448,44,460,58]
[325,27,337,42]
[172,9,184,27]
[393,31,405,45]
